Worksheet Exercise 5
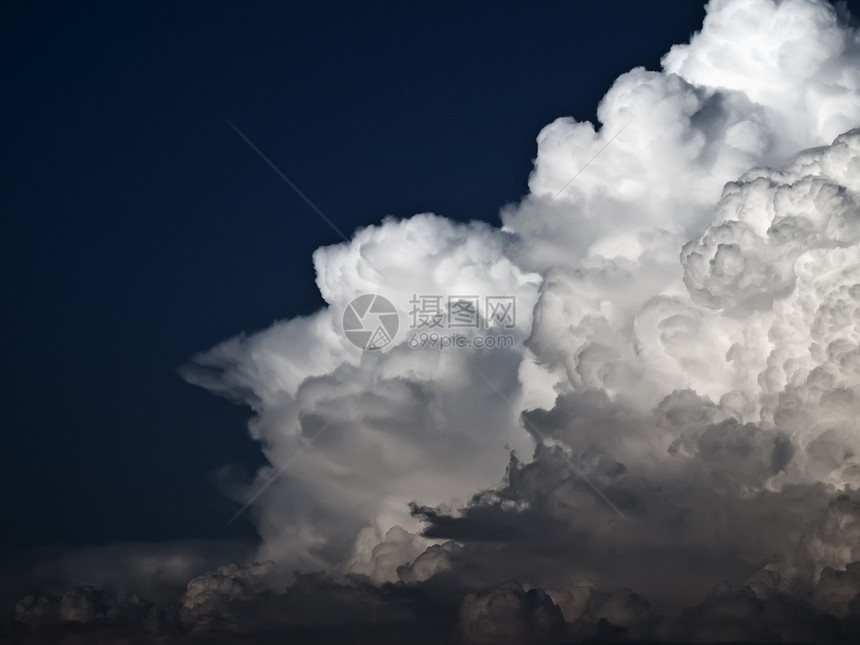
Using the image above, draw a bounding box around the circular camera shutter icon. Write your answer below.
[342,294,399,350]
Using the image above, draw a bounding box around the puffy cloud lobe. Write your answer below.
[458,581,564,645]
[681,131,860,315]
[663,0,860,150]
[180,561,280,629]
[396,539,460,585]
[344,525,427,583]
[813,562,860,618]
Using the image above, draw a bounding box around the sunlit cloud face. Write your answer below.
[182,212,544,573]
[182,0,860,639]
[11,0,860,642]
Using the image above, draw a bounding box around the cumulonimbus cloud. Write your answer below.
[10,0,860,642]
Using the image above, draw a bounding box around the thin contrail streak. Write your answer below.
[226,119,389,282]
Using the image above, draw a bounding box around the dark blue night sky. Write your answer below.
[3,0,803,551]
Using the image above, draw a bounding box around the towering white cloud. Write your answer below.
[95,0,860,641]
[179,0,860,601]
[183,213,542,575]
